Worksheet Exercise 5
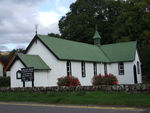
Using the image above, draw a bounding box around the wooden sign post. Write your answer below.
[21,67,34,87]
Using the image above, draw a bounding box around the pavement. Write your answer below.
[0,102,149,113]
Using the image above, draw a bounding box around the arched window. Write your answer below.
[137,61,140,74]
[16,70,22,79]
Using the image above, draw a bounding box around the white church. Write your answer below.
[7,30,142,88]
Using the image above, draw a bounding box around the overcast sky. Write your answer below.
[0,0,76,51]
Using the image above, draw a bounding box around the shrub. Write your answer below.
[92,74,105,85]
[0,76,10,87]
[92,73,118,86]
[57,75,80,87]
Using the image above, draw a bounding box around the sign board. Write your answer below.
[21,67,34,82]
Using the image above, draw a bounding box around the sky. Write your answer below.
[0,0,76,51]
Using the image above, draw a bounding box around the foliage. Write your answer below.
[57,75,80,87]
[0,76,10,87]
[113,0,150,47]
[48,33,61,38]
[92,73,118,85]
[59,0,123,44]
[140,45,150,76]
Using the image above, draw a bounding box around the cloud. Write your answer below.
[0,45,9,51]
[37,11,59,27]
[57,6,68,15]
[0,0,76,51]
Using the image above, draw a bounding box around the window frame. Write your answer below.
[81,62,86,77]
[93,62,97,75]
[66,61,72,76]
[104,63,107,74]
[118,62,124,75]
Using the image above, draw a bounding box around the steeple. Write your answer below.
[93,25,101,45]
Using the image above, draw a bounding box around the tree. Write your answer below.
[59,0,123,44]
[113,0,150,47]
[48,33,61,38]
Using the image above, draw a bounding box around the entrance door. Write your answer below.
[133,65,137,84]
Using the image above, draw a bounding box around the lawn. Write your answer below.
[0,91,149,107]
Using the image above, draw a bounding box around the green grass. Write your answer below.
[0,91,150,107]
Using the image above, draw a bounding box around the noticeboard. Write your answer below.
[21,67,34,82]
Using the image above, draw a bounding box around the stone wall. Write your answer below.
[0,84,150,93]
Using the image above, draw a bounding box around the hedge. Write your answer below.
[0,76,10,87]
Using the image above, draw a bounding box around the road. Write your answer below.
[0,102,149,113]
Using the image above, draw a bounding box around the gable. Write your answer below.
[7,54,50,71]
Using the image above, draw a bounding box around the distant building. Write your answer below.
[0,61,4,76]
[7,30,142,88]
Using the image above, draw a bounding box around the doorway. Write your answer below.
[133,65,137,84]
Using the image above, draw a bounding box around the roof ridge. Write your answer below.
[37,34,95,47]
[101,41,136,47]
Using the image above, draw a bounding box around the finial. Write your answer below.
[35,24,38,35]
[95,24,98,31]
[93,24,101,45]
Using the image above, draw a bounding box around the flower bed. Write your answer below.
[57,75,80,87]
[92,73,118,85]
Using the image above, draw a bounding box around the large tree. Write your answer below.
[59,0,123,44]
[113,0,150,47]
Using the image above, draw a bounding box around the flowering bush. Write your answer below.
[92,73,118,85]
[57,75,80,87]
[92,74,105,85]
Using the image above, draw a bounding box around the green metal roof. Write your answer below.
[100,41,137,62]
[36,34,137,63]
[37,35,109,62]
[18,54,50,70]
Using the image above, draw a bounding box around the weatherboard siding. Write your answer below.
[26,39,67,86]
[34,70,49,87]
[108,62,134,84]
[10,60,25,88]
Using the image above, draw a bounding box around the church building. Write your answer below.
[7,30,142,88]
